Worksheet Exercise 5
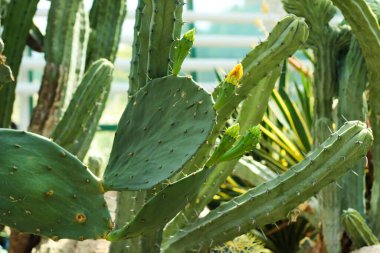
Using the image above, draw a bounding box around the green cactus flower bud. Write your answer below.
[183,28,195,42]
[218,125,261,162]
[206,124,240,167]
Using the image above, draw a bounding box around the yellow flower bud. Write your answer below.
[225,63,243,86]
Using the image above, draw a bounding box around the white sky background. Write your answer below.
[34,0,247,32]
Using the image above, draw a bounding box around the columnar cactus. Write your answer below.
[0,0,39,128]
[51,59,114,160]
[86,0,127,67]
[281,1,362,251]
[338,38,368,213]
[28,0,85,135]
[330,0,380,235]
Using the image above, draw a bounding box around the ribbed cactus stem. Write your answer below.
[330,0,380,234]
[64,2,90,111]
[29,0,83,135]
[338,38,367,214]
[108,191,147,253]
[136,0,152,90]
[51,59,114,160]
[162,121,373,252]
[341,208,379,248]
[0,0,39,127]
[86,0,127,67]
[282,1,352,251]
[147,0,184,79]
[128,0,145,95]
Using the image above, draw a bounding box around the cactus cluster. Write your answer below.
[0,0,379,253]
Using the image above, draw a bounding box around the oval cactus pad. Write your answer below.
[103,76,216,190]
[0,130,112,240]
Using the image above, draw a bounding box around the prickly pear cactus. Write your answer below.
[103,75,216,191]
[0,130,112,240]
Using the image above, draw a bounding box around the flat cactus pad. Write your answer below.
[0,130,112,240]
[103,75,216,190]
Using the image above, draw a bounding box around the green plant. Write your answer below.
[0,1,377,253]
[0,0,126,251]
[329,0,380,236]
[341,208,379,248]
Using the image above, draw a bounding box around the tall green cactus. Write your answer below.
[330,0,380,235]
[338,38,368,214]
[51,59,114,160]
[86,0,127,67]
[110,1,185,251]
[0,0,39,128]
[128,0,184,94]
[29,0,84,135]
[281,1,352,251]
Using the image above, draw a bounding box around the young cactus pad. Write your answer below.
[162,121,373,252]
[103,75,216,191]
[0,130,112,240]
